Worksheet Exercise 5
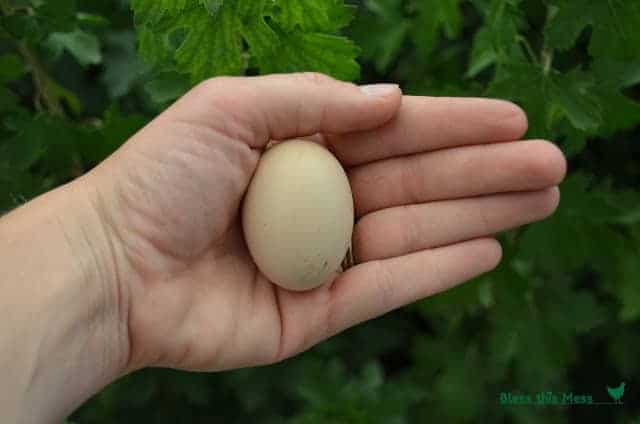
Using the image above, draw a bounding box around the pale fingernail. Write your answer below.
[359,83,400,96]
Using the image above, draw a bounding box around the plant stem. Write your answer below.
[17,42,65,116]
[542,49,554,75]
[0,0,64,116]
[516,35,539,65]
[542,4,556,75]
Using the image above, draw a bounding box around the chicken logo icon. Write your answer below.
[607,382,625,404]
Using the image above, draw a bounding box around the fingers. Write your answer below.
[350,140,567,216]
[327,238,502,337]
[353,187,559,262]
[162,73,403,148]
[329,96,528,167]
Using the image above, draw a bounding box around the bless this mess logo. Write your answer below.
[500,382,626,406]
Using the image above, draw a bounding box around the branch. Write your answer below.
[0,0,65,116]
[17,42,65,116]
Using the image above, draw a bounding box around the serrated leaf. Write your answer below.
[549,70,602,131]
[482,0,526,62]
[519,174,633,273]
[265,29,360,81]
[588,0,640,61]
[275,0,354,32]
[466,26,496,77]
[349,0,408,73]
[543,0,591,51]
[132,0,360,81]
[137,25,171,66]
[201,0,224,15]
[413,0,463,58]
[172,5,244,81]
[131,0,189,25]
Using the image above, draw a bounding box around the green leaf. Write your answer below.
[131,0,189,24]
[101,31,148,98]
[2,116,49,170]
[77,106,145,166]
[201,0,224,15]
[545,0,640,60]
[49,80,82,115]
[0,87,19,112]
[274,0,354,32]
[588,0,640,61]
[35,0,77,34]
[144,72,191,104]
[1,14,43,40]
[349,0,408,73]
[76,13,110,28]
[0,54,26,83]
[616,254,640,322]
[172,5,244,81]
[466,26,496,77]
[480,0,526,63]
[48,29,102,66]
[519,174,634,273]
[543,0,591,51]
[413,0,463,58]
[263,28,360,81]
[548,69,602,131]
[136,25,171,66]
[132,0,360,82]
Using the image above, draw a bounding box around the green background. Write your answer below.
[1,0,639,422]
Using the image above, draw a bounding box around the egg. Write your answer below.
[241,140,354,291]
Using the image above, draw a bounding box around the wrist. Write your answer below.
[0,176,131,421]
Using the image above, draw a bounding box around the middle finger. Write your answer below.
[349,139,566,217]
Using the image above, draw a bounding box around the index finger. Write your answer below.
[328,96,528,167]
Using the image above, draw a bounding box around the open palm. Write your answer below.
[88,73,565,373]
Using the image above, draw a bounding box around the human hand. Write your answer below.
[82,72,565,374]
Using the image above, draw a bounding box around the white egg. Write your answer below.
[241,140,354,291]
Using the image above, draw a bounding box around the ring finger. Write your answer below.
[353,187,560,263]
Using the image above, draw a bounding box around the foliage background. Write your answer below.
[1,0,639,422]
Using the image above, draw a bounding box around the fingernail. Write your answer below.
[359,83,399,96]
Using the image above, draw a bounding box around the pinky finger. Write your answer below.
[326,238,502,337]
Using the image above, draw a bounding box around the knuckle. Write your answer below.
[352,218,375,263]
[400,205,420,254]
[194,76,227,94]
[192,76,243,101]
[295,72,334,87]
[375,261,397,313]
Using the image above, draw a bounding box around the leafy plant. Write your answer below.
[1,0,639,423]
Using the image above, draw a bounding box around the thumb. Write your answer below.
[163,72,403,148]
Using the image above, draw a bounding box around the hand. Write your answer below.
[84,72,566,373]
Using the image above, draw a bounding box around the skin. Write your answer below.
[0,73,566,423]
